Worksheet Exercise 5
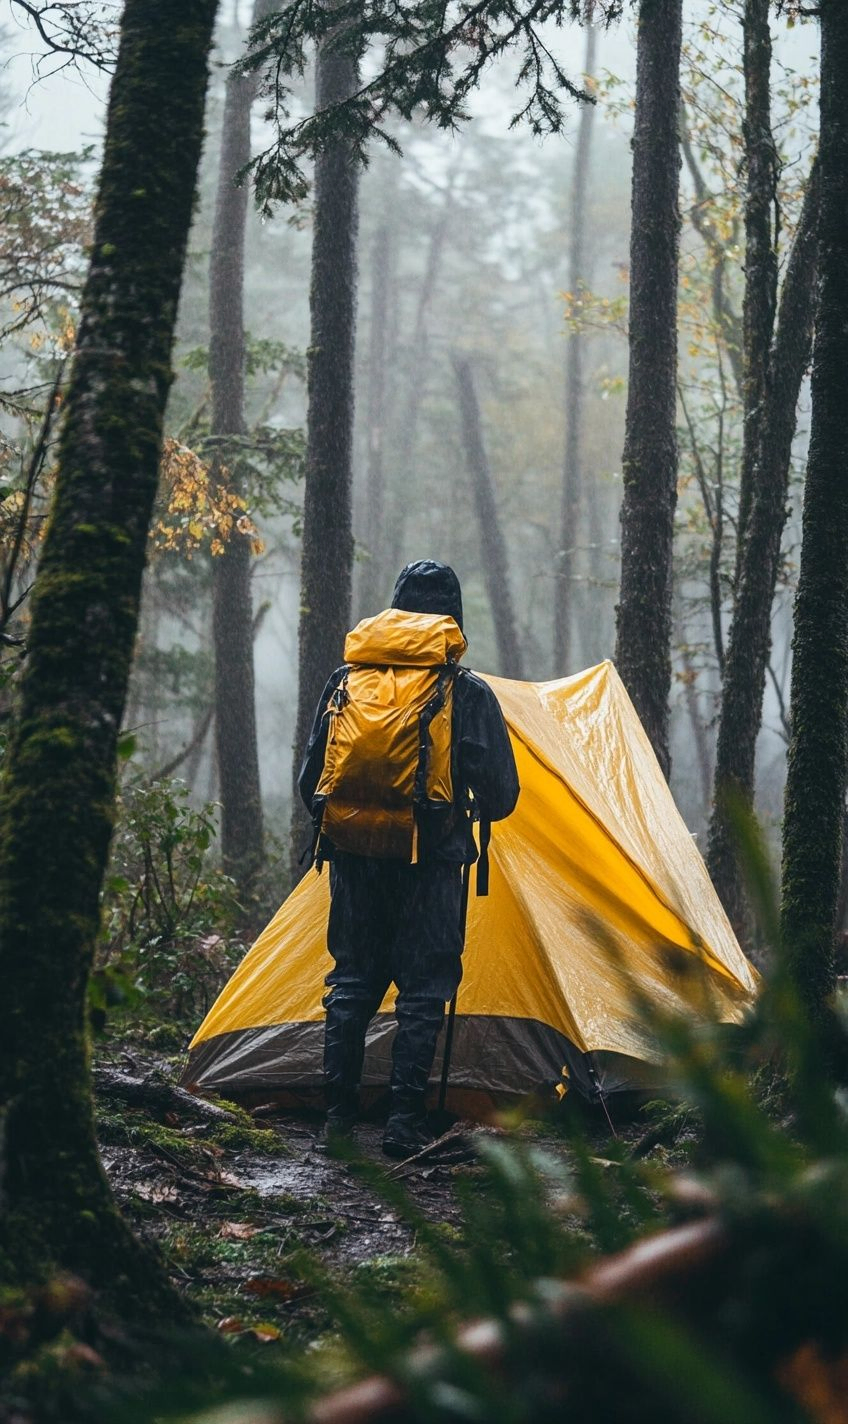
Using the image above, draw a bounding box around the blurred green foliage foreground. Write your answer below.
[5,817,848,1424]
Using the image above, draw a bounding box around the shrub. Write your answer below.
[94,778,246,1029]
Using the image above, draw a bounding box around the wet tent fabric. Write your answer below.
[184,662,757,1107]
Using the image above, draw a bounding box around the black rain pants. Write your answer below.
[323,852,464,1108]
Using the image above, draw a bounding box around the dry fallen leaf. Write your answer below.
[217,1316,246,1334]
[250,1323,282,1343]
[219,1221,262,1241]
[132,1180,181,1204]
[216,1316,282,1344]
[216,1170,245,1188]
[243,1277,305,1302]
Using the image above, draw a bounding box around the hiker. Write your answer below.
[298,560,520,1157]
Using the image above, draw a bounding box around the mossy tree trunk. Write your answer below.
[781,0,848,1014]
[554,18,597,677]
[452,354,524,680]
[0,0,218,1306]
[707,159,819,932]
[210,0,275,894]
[290,30,360,877]
[613,0,683,779]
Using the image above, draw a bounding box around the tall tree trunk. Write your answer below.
[734,0,779,588]
[676,612,713,820]
[582,427,606,665]
[554,19,597,675]
[385,182,455,578]
[452,355,523,680]
[613,0,683,778]
[209,0,273,894]
[357,220,393,615]
[707,161,819,929]
[780,0,848,1015]
[290,32,360,876]
[0,0,218,1305]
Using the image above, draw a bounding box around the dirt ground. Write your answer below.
[95,1046,612,1351]
[100,1109,476,1270]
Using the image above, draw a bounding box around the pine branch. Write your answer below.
[241,0,619,209]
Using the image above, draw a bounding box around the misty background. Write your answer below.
[1,0,821,854]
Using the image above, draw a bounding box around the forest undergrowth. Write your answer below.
[4,1026,644,1424]
[4,787,848,1424]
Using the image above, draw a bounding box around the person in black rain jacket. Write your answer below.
[298,560,520,1157]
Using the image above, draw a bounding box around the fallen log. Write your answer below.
[93,1067,239,1124]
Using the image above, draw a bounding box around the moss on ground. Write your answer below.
[95,1099,285,1161]
[349,1253,432,1310]
[210,1121,282,1155]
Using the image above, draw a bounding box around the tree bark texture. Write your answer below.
[734,0,779,588]
[209,0,275,893]
[452,355,524,680]
[707,161,819,929]
[554,20,597,676]
[613,0,682,779]
[384,187,453,579]
[357,221,393,615]
[290,34,360,875]
[0,0,219,1303]
[781,0,848,1013]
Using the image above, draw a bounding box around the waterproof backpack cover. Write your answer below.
[313,608,468,860]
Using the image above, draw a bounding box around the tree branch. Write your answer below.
[10,1,120,71]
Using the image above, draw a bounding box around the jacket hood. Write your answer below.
[390,560,464,631]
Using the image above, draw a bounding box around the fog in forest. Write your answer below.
[2,0,821,858]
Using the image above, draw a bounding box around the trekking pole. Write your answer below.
[438,858,471,1113]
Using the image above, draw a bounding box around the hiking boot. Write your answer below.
[382,1109,435,1160]
[318,1113,357,1151]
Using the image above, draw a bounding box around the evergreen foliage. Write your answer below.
[240,0,622,209]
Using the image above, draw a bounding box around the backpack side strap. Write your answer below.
[476,812,491,896]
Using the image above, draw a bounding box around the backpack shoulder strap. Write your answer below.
[412,662,458,805]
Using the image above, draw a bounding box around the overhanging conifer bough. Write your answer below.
[0,0,220,1304]
[239,0,620,212]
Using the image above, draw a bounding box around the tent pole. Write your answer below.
[438,858,471,1113]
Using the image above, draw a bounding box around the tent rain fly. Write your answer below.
[183,662,757,1110]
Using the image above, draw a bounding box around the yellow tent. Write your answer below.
[184,662,756,1109]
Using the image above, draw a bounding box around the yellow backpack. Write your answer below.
[314,608,467,860]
